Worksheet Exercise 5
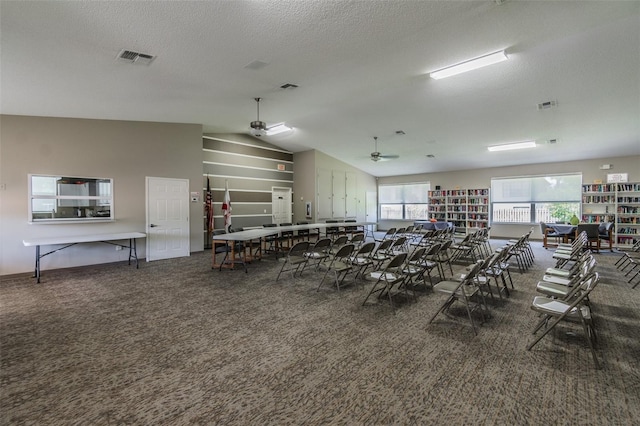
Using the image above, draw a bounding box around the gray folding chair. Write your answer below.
[428,260,488,335]
[318,243,355,291]
[362,252,408,314]
[276,241,311,281]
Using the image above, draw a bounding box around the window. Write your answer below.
[491,174,581,224]
[29,175,114,223]
[379,183,430,220]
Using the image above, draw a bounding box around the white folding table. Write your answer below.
[23,232,146,283]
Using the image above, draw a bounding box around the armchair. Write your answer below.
[598,222,614,251]
[576,223,601,253]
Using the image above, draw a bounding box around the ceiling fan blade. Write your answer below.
[370,153,399,161]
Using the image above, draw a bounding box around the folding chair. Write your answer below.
[318,244,355,291]
[276,241,310,281]
[328,235,349,257]
[435,239,455,278]
[419,242,443,287]
[428,260,488,335]
[349,241,376,281]
[300,237,332,274]
[400,247,428,298]
[527,273,601,369]
[374,228,396,244]
[349,232,365,249]
[369,239,394,269]
[362,252,408,314]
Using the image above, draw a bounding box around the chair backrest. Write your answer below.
[424,242,442,258]
[333,243,355,260]
[384,228,397,239]
[350,233,365,245]
[263,223,277,228]
[539,221,548,234]
[289,241,310,256]
[392,236,407,249]
[598,222,614,237]
[576,223,600,240]
[386,252,408,269]
[408,247,426,263]
[356,241,376,256]
[332,235,349,247]
[312,237,332,250]
[376,239,394,251]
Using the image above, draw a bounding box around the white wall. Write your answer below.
[0,115,203,276]
[377,155,640,240]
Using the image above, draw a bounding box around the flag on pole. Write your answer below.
[222,180,232,232]
[205,177,213,240]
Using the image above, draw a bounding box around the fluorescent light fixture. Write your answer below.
[265,123,293,136]
[487,140,537,152]
[430,50,508,80]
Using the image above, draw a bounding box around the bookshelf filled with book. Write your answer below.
[428,188,490,233]
[581,182,640,249]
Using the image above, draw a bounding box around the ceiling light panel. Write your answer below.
[487,140,537,152]
[430,50,508,80]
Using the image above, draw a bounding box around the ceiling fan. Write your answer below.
[249,97,292,137]
[370,136,399,162]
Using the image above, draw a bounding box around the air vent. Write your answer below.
[117,49,156,65]
[426,154,435,158]
[280,83,299,89]
[548,138,558,144]
[537,100,558,110]
[395,130,406,135]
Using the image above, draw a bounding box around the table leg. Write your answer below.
[35,245,41,284]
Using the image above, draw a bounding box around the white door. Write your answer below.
[272,187,292,224]
[366,191,378,230]
[146,177,190,261]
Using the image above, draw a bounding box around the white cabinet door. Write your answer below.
[332,170,346,219]
[317,168,332,219]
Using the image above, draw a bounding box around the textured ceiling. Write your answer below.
[1,1,639,177]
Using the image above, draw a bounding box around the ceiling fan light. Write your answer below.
[430,50,508,80]
[265,123,292,136]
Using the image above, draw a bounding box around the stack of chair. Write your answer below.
[526,243,601,368]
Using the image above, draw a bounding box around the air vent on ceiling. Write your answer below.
[395,130,406,135]
[280,83,299,89]
[548,138,558,144]
[537,100,558,110]
[117,49,155,65]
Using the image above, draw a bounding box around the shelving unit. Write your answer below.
[428,188,490,233]
[427,190,447,222]
[616,183,640,249]
[581,182,640,249]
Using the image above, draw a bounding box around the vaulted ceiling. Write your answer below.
[2,1,639,177]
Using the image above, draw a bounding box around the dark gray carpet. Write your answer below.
[1,241,639,425]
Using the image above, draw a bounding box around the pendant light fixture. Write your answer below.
[250,97,267,137]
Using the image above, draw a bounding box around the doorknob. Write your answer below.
[150,224,158,228]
